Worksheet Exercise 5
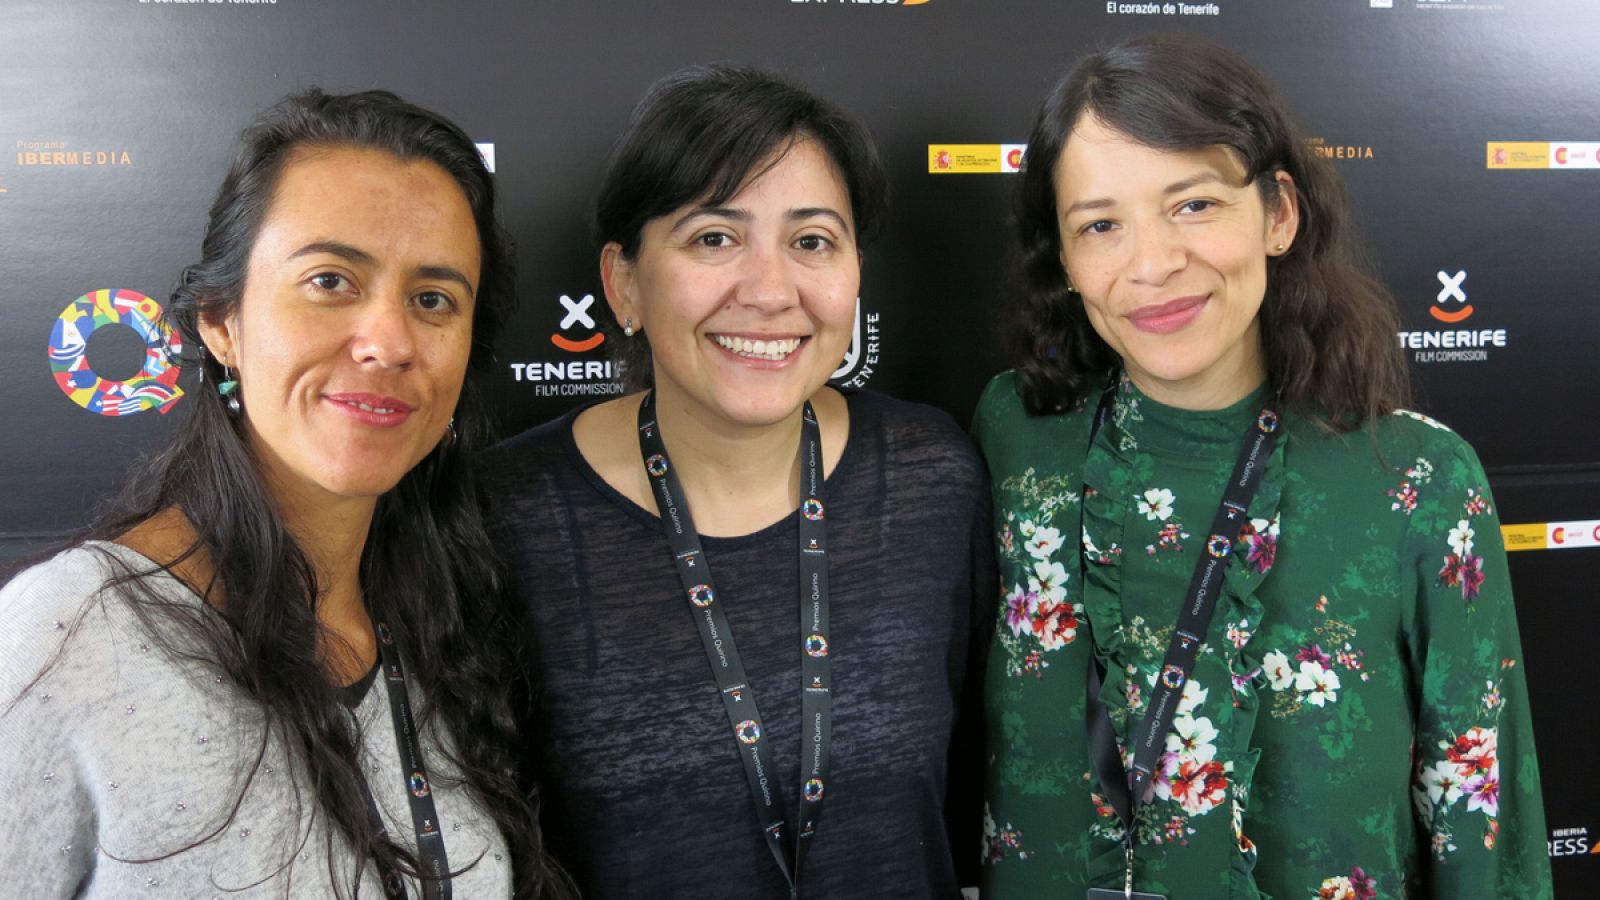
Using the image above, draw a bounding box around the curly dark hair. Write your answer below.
[13,89,572,899]
[1010,34,1410,428]
[594,63,889,391]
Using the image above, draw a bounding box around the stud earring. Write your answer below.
[218,365,241,415]
[442,417,457,448]
[623,318,636,337]
[1275,244,1286,252]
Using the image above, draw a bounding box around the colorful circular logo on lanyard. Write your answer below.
[804,633,829,657]
[408,771,430,798]
[736,720,762,745]
[1257,410,1279,434]
[47,288,185,417]
[1160,665,1186,690]
[1206,534,1231,558]
[801,499,825,521]
[689,584,715,608]
[803,778,825,802]
[645,454,669,477]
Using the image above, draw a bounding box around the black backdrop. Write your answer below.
[3,0,1597,893]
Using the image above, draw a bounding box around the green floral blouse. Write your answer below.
[972,372,1552,899]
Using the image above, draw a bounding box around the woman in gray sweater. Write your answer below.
[0,90,571,900]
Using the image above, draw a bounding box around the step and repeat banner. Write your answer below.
[2,0,1596,893]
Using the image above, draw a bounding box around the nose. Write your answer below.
[351,294,417,369]
[1126,221,1186,287]
[734,243,799,312]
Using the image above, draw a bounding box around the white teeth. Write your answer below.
[343,399,397,414]
[712,335,802,360]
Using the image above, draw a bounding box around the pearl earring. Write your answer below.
[623,318,636,337]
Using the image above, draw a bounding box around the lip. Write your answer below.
[1126,295,1208,334]
[324,392,416,427]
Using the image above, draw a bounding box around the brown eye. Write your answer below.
[415,291,455,314]
[310,272,348,292]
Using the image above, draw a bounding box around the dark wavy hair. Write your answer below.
[594,63,889,391]
[17,90,572,899]
[1010,35,1410,428]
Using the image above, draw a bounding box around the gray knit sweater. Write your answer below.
[0,542,511,898]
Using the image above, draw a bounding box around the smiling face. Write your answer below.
[602,136,859,431]
[1054,114,1298,409]
[199,144,480,509]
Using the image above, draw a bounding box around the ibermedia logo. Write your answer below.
[829,298,881,389]
[1306,137,1374,161]
[508,293,625,398]
[1397,269,1507,363]
[15,140,132,167]
[47,289,184,416]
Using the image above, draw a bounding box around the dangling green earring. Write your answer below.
[219,366,241,414]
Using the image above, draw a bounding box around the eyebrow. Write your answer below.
[288,240,476,297]
[669,206,854,236]
[1061,171,1232,218]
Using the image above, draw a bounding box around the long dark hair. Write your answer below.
[1011,35,1410,428]
[594,63,889,391]
[19,90,571,898]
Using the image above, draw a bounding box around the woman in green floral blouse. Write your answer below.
[973,35,1552,899]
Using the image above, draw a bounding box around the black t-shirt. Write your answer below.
[480,390,995,900]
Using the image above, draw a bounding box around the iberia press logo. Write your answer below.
[1429,270,1472,323]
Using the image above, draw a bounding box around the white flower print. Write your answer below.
[1027,560,1069,603]
[1421,759,1465,809]
[1024,526,1064,560]
[1262,651,1294,691]
[1018,519,1037,539]
[1448,520,1475,557]
[1176,678,1209,717]
[1137,488,1176,521]
[1293,661,1342,707]
[1165,714,1219,765]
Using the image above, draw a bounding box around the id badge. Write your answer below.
[1087,890,1167,900]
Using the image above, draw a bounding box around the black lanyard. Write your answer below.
[1080,379,1280,896]
[637,390,832,899]
[358,620,453,900]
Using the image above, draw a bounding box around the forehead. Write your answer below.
[706,138,852,214]
[1054,115,1249,201]
[256,145,481,267]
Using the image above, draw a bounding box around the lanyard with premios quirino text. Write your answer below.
[1080,379,1280,900]
[637,390,833,899]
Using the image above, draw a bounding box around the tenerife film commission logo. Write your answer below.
[509,293,625,398]
[829,298,881,388]
[1397,269,1507,364]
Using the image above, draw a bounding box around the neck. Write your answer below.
[649,385,811,537]
[266,471,379,683]
[1129,339,1267,412]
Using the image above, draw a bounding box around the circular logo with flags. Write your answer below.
[804,634,829,657]
[1206,534,1231,558]
[803,778,825,802]
[1160,665,1186,690]
[802,499,825,521]
[1257,410,1279,434]
[736,720,762,745]
[408,771,430,798]
[689,584,715,608]
[646,454,669,477]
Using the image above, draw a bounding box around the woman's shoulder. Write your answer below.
[1289,405,1488,478]
[0,543,165,693]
